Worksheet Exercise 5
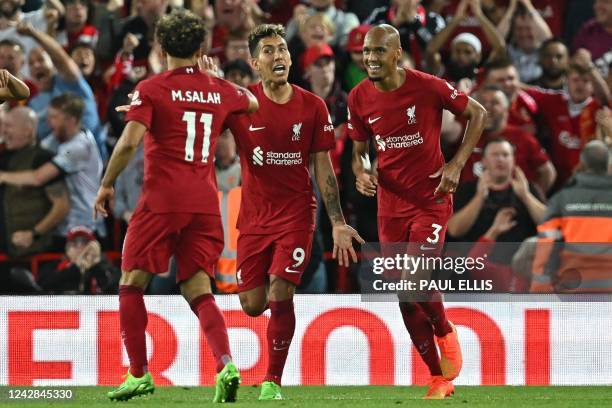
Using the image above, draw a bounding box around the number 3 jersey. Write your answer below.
[126,66,250,214]
[225,82,335,235]
[348,69,468,217]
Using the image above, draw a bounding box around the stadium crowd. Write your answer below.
[0,0,611,295]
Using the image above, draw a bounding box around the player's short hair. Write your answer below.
[49,93,85,121]
[483,136,514,155]
[476,85,509,107]
[156,10,207,59]
[248,24,286,57]
[0,38,24,54]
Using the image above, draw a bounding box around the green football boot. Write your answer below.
[107,371,155,401]
[213,362,241,403]
[258,381,282,400]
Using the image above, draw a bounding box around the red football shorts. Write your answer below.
[236,229,313,292]
[122,206,223,282]
[378,200,452,256]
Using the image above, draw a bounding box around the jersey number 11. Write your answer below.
[182,111,212,163]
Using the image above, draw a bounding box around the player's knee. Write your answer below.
[399,301,419,315]
[239,295,266,317]
[119,270,151,289]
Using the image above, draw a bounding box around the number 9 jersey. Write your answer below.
[126,65,251,214]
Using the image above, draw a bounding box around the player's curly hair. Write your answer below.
[156,10,207,59]
[248,24,286,57]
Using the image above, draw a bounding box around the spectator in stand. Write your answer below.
[210,0,264,60]
[342,24,369,91]
[524,59,611,189]
[596,105,612,147]
[451,86,556,193]
[303,42,348,133]
[0,106,69,257]
[112,0,168,71]
[498,0,553,83]
[70,42,108,122]
[572,0,612,78]
[426,0,506,82]
[286,0,359,48]
[448,137,546,263]
[531,140,612,293]
[223,29,251,63]
[0,0,65,72]
[529,38,569,90]
[0,93,104,241]
[113,143,143,225]
[288,12,334,88]
[12,225,120,294]
[484,58,539,134]
[221,58,255,87]
[363,0,446,71]
[19,21,106,159]
[53,0,98,50]
[0,39,38,106]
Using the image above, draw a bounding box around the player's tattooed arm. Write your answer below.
[314,151,365,267]
[314,151,345,226]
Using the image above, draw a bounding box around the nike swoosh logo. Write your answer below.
[273,346,290,351]
[420,245,436,251]
[284,267,300,274]
[249,125,265,131]
[368,116,381,124]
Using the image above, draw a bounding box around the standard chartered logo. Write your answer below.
[252,146,302,166]
[252,146,264,166]
[375,135,386,151]
[376,132,423,151]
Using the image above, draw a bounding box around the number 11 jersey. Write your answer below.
[126,65,250,214]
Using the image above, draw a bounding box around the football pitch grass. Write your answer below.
[1,386,610,407]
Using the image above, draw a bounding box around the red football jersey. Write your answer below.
[348,69,469,217]
[524,87,601,187]
[226,83,335,234]
[126,65,250,214]
[460,125,550,183]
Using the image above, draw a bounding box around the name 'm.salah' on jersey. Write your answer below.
[225,82,335,234]
[348,69,468,216]
[126,65,250,214]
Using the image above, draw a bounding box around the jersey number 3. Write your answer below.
[182,111,212,163]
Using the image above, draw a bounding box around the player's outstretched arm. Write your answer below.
[94,121,146,218]
[431,97,486,196]
[314,151,365,267]
[351,140,378,197]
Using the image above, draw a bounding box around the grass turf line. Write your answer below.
[0,386,610,407]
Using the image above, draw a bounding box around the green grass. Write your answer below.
[1,386,610,407]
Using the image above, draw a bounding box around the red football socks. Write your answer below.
[264,300,296,385]
[399,302,442,376]
[119,285,148,378]
[190,294,232,373]
[418,291,452,337]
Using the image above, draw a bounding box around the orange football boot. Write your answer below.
[423,375,455,400]
[436,321,462,380]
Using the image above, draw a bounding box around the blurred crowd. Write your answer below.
[0,0,611,295]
